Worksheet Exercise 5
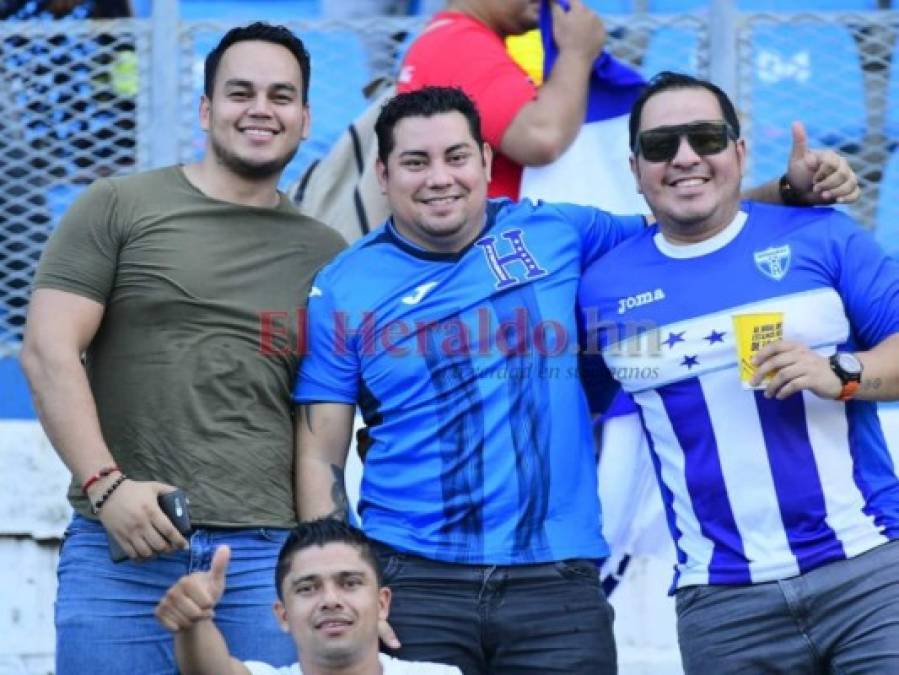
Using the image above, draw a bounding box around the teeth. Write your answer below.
[243,128,275,137]
[427,197,457,205]
[673,178,706,187]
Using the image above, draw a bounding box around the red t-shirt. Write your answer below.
[397,12,537,200]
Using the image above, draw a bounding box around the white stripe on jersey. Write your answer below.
[617,287,889,588]
[802,391,887,557]
[605,288,849,393]
[635,388,714,587]
[701,373,799,582]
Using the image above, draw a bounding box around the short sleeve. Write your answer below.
[398,17,536,148]
[293,268,361,405]
[452,37,536,147]
[830,217,899,347]
[544,203,644,268]
[32,178,121,304]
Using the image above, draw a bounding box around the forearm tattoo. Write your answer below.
[327,463,349,522]
[300,405,315,435]
[862,377,883,392]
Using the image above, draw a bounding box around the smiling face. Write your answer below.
[631,87,745,242]
[377,111,492,254]
[200,39,310,181]
[274,542,390,670]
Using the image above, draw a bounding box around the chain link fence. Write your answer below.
[0,18,151,355]
[737,10,897,230]
[1,8,895,356]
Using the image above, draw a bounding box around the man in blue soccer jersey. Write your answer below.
[292,86,861,674]
[579,71,899,674]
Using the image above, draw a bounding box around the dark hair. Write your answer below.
[374,86,485,165]
[204,22,311,103]
[628,71,741,151]
[275,519,382,601]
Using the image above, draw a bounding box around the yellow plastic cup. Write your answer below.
[732,312,784,389]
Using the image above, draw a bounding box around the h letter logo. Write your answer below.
[476,229,547,290]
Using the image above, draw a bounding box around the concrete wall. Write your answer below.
[6,405,899,674]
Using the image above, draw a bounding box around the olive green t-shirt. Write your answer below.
[34,166,346,526]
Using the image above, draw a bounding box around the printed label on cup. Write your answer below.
[732,312,783,389]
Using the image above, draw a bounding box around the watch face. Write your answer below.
[836,352,862,375]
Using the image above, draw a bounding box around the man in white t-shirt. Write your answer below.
[155,519,460,675]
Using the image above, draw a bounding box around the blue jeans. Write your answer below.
[55,514,296,675]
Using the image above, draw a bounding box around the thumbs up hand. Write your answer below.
[784,121,860,205]
[155,545,231,632]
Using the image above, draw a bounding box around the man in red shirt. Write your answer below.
[398,0,605,199]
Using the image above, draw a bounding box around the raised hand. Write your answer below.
[155,545,231,632]
[785,121,860,205]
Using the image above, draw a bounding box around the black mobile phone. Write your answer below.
[108,489,192,563]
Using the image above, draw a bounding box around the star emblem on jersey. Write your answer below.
[704,329,726,344]
[680,354,699,369]
[754,245,791,281]
[663,331,686,349]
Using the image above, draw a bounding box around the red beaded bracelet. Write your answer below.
[81,465,121,495]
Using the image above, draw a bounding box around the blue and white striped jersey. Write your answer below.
[579,202,899,591]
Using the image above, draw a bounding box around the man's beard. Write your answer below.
[210,133,298,181]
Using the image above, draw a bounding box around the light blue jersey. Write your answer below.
[295,198,643,564]
[579,202,899,591]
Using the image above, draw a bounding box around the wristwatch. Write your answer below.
[779,174,808,207]
[829,352,863,401]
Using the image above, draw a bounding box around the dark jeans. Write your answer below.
[372,541,617,675]
[676,540,899,675]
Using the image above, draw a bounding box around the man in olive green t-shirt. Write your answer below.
[20,23,345,674]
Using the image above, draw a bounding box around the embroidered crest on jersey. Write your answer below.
[754,245,791,281]
[476,229,548,290]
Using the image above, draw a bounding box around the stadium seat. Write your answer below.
[737,0,877,9]
[0,357,36,419]
[885,38,899,144]
[179,0,321,21]
[875,149,899,259]
[646,0,708,11]
[131,0,152,16]
[583,0,636,13]
[744,23,866,187]
[641,26,702,79]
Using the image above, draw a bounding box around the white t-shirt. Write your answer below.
[244,653,461,675]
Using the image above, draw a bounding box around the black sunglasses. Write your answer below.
[635,121,738,163]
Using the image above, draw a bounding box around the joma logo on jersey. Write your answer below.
[754,245,791,281]
[476,229,547,290]
[618,288,666,315]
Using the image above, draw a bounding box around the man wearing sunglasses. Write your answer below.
[579,71,899,674]
[293,84,867,675]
